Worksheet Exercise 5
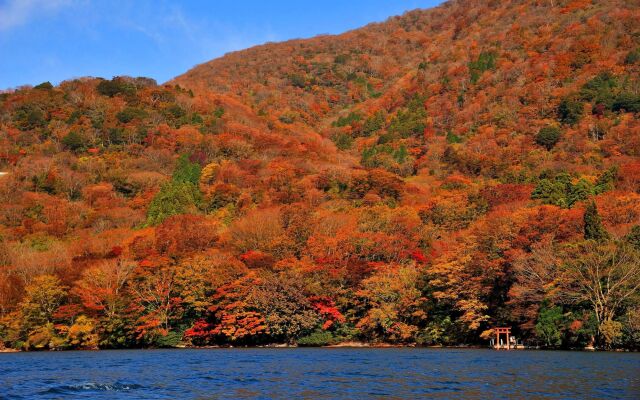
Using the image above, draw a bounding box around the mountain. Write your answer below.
[1,0,639,351]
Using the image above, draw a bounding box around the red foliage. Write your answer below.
[239,250,275,269]
[155,215,219,256]
[309,296,345,330]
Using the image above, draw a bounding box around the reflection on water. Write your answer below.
[1,348,639,399]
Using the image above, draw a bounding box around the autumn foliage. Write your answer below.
[1,0,640,350]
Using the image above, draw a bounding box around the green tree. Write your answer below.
[146,181,201,226]
[531,178,568,208]
[13,104,46,131]
[146,154,204,225]
[531,173,594,208]
[34,81,53,90]
[568,179,593,206]
[172,154,202,185]
[535,125,562,150]
[580,72,617,110]
[333,112,361,128]
[393,145,408,164]
[612,93,640,113]
[469,51,497,84]
[625,48,640,65]
[61,131,86,152]
[96,77,136,97]
[388,94,427,138]
[331,132,353,150]
[446,131,462,144]
[594,166,618,194]
[289,74,306,88]
[557,96,584,125]
[625,225,640,251]
[535,304,565,347]
[360,111,385,136]
[116,107,147,123]
[334,54,349,65]
[583,201,609,242]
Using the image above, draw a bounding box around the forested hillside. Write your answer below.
[1,0,640,351]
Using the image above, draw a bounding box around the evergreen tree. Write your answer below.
[558,96,584,125]
[146,182,201,226]
[145,154,203,225]
[625,225,640,251]
[535,125,562,150]
[535,304,565,347]
[594,166,618,194]
[568,179,593,207]
[583,201,609,242]
[172,154,201,185]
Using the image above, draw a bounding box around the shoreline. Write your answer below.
[1,343,636,353]
[0,348,20,353]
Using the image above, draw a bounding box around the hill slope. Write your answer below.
[1,0,640,350]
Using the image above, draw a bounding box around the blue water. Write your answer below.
[1,348,639,399]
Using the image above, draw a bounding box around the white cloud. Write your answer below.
[111,2,275,61]
[0,0,74,31]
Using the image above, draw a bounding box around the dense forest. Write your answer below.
[1,0,640,351]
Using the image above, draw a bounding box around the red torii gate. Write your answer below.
[494,327,512,350]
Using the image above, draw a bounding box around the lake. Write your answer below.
[1,348,639,399]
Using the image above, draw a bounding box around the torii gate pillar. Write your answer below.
[494,327,511,350]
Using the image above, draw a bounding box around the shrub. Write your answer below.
[66,110,83,125]
[297,330,336,346]
[154,331,183,348]
[205,183,240,211]
[279,112,296,124]
[535,125,562,150]
[107,128,125,145]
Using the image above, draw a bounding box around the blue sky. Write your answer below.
[0,0,443,90]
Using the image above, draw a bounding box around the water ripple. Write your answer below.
[0,349,638,399]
